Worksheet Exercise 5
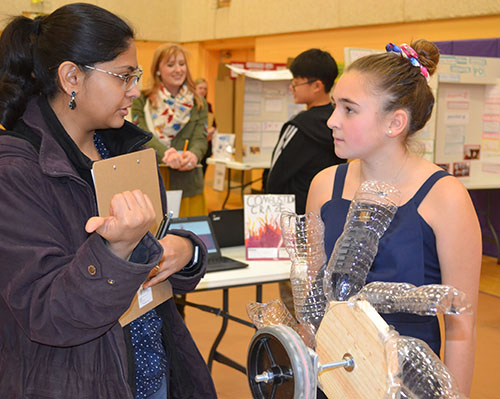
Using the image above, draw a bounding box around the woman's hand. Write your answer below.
[85,190,156,260]
[207,127,216,142]
[178,150,198,171]
[162,148,197,171]
[143,234,194,288]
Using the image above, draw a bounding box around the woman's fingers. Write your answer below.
[86,190,156,259]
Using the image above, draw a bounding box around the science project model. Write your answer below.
[246,181,470,399]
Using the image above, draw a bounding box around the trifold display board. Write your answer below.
[345,48,500,190]
[214,63,305,163]
[434,55,500,189]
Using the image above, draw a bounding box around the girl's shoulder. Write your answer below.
[307,164,341,213]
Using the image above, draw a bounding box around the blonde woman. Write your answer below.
[132,44,208,216]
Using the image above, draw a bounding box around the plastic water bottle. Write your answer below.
[355,282,472,316]
[323,181,400,302]
[281,211,327,334]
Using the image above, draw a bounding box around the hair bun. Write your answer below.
[411,39,440,77]
[32,15,44,36]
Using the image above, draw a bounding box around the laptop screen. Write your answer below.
[169,219,218,254]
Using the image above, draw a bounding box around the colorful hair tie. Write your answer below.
[385,42,430,83]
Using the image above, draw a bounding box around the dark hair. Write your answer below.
[0,3,134,129]
[290,48,338,92]
[348,39,440,137]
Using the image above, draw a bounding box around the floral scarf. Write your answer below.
[144,84,194,147]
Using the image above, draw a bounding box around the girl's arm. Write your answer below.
[421,176,482,395]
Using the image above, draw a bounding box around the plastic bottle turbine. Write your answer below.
[280,211,328,336]
[324,181,400,302]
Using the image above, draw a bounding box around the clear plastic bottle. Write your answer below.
[246,299,316,348]
[395,336,468,399]
[323,181,400,302]
[281,211,328,334]
[355,282,472,316]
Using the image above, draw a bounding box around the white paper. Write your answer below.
[213,163,226,192]
[445,112,469,125]
[138,286,153,308]
[445,125,466,143]
[243,121,262,132]
[245,79,263,93]
[264,98,283,113]
[483,121,500,133]
[244,102,261,116]
[261,132,279,147]
[243,132,262,144]
[226,64,293,81]
[482,163,500,174]
[262,121,282,132]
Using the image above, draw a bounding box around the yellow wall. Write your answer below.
[136,14,500,109]
[254,15,500,64]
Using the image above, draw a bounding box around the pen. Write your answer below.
[155,210,174,240]
[182,139,189,155]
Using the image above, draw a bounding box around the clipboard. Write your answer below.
[92,148,173,326]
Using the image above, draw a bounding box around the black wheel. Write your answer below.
[247,325,315,399]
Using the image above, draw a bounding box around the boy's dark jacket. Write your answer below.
[266,103,345,214]
[0,97,216,398]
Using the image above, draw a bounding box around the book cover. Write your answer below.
[244,194,295,260]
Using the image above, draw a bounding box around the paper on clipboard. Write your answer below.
[92,148,173,326]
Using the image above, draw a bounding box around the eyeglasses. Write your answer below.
[290,79,316,90]
[83,65,143,91]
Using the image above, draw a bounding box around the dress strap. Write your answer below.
[412,170,450,206]
[331,163,349,200]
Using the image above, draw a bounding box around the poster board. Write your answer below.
[214,63,305,164]
[231,66,305,164]
[434,55,500,189]
[243,194,295,260]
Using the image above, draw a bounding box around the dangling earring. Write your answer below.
[387,129,392,136]
[69,91,76,110]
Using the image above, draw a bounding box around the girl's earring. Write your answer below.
[156,71,161,76]
[387,129,392,136]
[69,91,76,110]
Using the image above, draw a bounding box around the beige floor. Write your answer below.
[187,167,500,399]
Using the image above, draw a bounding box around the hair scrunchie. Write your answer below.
[385,42,430,82]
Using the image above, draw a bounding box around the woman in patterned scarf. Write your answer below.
[132,44,208,217]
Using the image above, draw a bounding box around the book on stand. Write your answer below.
[243,194,295,260]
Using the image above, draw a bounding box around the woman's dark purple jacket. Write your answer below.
[0,98,217,398]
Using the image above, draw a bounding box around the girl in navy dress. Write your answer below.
[307,39,481,395]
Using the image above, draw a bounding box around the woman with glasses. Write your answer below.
[132,44,209,218]
[0,4,216,399]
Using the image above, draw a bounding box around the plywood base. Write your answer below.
[315,300,393,399]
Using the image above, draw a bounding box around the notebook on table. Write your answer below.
[209,208,244,248]
[169,216,248,273]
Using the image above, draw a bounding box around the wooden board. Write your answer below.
[315,300,393,399]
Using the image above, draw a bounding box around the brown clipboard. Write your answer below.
[92,148,173,326]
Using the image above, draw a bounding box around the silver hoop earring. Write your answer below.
[69,91,76,110]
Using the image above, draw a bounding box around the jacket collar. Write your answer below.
[21,96,152,181]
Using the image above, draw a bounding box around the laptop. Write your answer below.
[209,208,244,248]
[169,216,248,273]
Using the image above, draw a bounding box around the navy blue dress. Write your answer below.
[321,163,449,355]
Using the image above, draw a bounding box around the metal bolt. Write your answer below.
[319,354,355,373]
